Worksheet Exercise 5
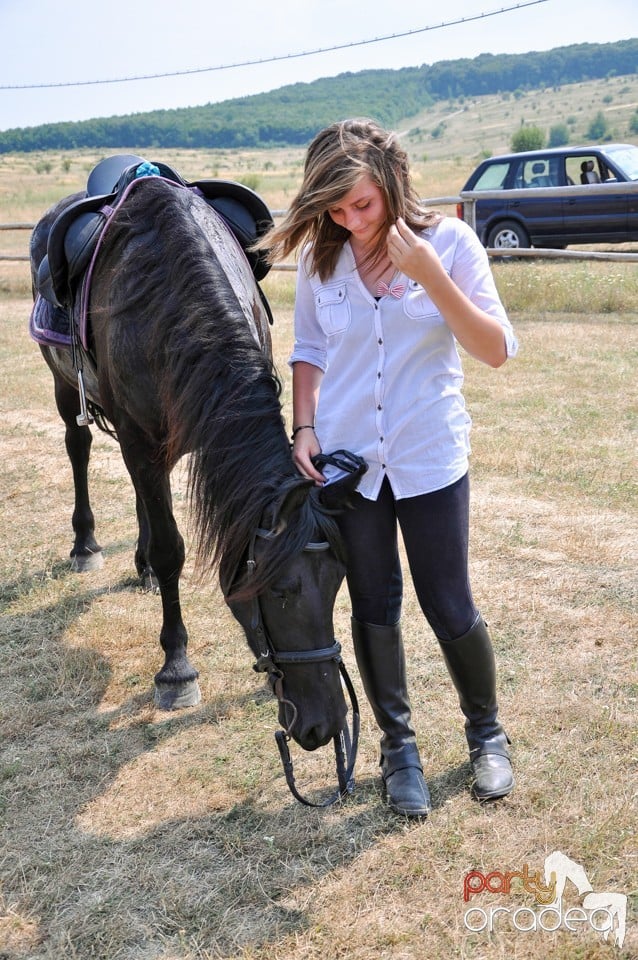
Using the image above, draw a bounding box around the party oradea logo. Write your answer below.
[463,850,627,948]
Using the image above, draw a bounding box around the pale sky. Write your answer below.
[0,0,636,132]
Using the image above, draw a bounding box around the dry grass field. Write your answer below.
[1,84,637,958]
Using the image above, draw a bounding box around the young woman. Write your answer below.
[262,118,518,817]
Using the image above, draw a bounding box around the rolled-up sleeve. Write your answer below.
[288,251,329,371]
[450,220,519,359]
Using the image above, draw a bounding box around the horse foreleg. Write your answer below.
[53,372,104,571]
[120,442,201,710]
[133,489,158,591]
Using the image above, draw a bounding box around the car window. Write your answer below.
[566,156,605,185]
[473,162,510,190]
[521,159,556,188]
[605,146,638,181]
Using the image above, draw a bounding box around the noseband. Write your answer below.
[244,527,360,807]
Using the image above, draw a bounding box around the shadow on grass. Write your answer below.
[0,555,482,959]
[0,541,144,607]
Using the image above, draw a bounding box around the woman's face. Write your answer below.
[327,175,387,247]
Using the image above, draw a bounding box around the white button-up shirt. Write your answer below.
[290,216,518,500]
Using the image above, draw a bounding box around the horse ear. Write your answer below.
[266,477,314,533]
[316,468,366,511]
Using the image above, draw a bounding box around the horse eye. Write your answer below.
[268,577,301,606]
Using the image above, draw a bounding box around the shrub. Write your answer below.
[239,173,261,191]
[510,125,545,151]
[587,111,609,140]
[548,124,569,147]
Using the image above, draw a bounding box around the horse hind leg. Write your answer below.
[54,372,104,571]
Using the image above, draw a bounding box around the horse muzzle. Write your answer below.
[279,693,348,751]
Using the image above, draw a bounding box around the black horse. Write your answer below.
[29,171,360,756]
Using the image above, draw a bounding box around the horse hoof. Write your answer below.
[154,679,202,710]
[71,551,104,572]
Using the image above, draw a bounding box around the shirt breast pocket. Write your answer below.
[403,279,440,320]
[315,284,351,336]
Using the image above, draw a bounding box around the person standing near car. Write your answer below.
[261,118,518,817]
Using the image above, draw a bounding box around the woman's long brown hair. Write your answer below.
[259,118,442,281]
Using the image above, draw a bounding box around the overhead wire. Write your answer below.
[0,1,549,91]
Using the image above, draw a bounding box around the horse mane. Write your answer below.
[97,178,342,597]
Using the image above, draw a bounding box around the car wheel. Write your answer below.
[487,221,530,249]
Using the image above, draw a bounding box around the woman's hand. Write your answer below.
[292,428,325,483]
[386,217,445,285]
[386,217,508,368]
[291,361,326,481]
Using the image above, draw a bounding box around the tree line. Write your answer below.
[1,39,636,153]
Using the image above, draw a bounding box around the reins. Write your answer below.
[244,527,360,807]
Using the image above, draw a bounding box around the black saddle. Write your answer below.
[36,154,274,310]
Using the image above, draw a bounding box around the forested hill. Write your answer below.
[2,38,637,153]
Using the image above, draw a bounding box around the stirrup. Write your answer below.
[76,369,94,427]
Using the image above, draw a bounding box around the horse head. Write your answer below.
[223,465,364,753]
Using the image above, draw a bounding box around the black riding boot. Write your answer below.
[438,614,514,800]
[351,618,431,817]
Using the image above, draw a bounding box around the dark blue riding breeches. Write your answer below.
[336,472,478,642]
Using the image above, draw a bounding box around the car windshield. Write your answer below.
[605,146,638,181]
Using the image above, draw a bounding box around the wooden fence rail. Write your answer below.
[3,195,638,263]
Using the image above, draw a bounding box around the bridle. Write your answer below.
[242,526,360,807]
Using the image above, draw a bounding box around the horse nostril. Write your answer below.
[295,720,338,752]
[297,728,323,751]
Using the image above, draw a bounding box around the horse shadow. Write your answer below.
[0,539,148,606]
[1,556,474,958]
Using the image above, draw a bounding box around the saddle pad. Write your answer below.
[29,295,72,348]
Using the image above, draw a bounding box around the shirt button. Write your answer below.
[377,372,381,378]
[380,437,384,442]
[378,338,383,345]
[377,404,382,410]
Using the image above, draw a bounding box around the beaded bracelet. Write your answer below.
[290,424,315,440]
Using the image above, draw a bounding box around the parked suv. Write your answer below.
[458,143,638,249]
